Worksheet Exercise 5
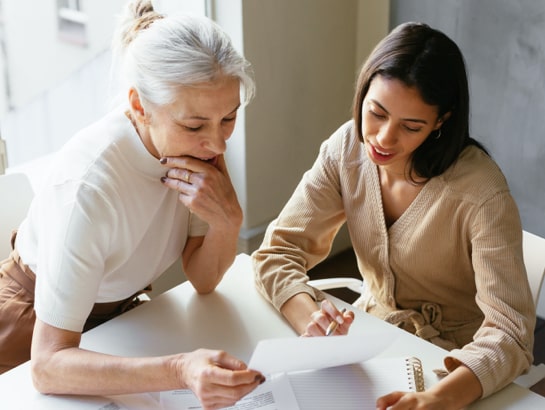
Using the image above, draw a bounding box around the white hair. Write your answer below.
[111,0,254,108]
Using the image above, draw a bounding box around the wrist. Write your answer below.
[427,366,482,409]
[280,293,319,335]
[166,354,187,390]
[206,222,241,245]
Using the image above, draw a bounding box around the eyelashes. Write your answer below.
[368,110,422,133]
[182,117,236,133]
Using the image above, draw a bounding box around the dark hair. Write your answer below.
[353,22,487,180]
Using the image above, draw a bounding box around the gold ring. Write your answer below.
[185,170,192,183]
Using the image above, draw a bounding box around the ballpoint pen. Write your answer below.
[325,308,347,336]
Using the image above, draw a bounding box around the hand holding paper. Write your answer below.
[161,329,402,410]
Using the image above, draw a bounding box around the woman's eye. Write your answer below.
[369,110,385,119]
[184,125,202,132]
[222,117,236,123]
[403,125,421,133]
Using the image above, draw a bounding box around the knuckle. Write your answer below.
[201,365,215,380]
[166,168,180,179]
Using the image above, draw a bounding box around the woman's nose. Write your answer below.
[376,122,397,148]
[202,126,227,154]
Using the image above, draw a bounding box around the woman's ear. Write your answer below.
[128,88,147,123]
[434,111,452,130]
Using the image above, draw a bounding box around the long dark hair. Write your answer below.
[353,22,487,179]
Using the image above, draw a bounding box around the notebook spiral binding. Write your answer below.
[406,357,425,392]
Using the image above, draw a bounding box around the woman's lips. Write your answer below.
[369,144,394,162]
[201,156,219,167]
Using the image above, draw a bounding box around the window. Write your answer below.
[57,0,88,46]
[2,0,208,169]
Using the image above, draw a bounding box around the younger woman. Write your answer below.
[253,22,535,409]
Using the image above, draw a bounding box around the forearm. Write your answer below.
[31,320,262,406]
[183,225,240,293]
[32,348,182,395]
[428,365,482,408]
[376,364,482,410]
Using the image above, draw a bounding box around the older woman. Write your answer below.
[0,1,263,408]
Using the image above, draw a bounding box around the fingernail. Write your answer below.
[255,375,266,384]
[160,157,167,164]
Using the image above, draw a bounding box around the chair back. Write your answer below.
[0,173,34,258]
[522,230,545,307]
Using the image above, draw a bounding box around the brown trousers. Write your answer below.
[0,232,149,374]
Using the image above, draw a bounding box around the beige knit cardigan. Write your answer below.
[253,120,535,398]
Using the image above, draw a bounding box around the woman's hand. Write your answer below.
[161,154,243,293]
[376,365,482,410]
[160,154,242,231]
[175,348,265,410]
[301,300,354,337]
[376,391,447,410]
[31,320,263,406]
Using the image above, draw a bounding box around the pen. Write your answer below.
[325,308,347,336]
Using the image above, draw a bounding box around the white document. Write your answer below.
[288,357,421,410]
[160,373,300,410]
[160,331,401,410]
[248,330,396,375]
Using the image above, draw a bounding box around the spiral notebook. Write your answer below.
[287,356,425,410]
[159,357,425,410]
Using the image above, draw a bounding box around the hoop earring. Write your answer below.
[434,129,442,140]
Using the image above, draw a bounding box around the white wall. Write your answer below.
[228,0,390,253]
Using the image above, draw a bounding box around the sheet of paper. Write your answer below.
[248,330,396,375]
[160,373,300,410]
[288,358,417,410]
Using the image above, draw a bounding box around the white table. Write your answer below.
[1,253,544,409]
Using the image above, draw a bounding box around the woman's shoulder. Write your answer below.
[321,120,366,165]
[440,145,510,201]
[56,108,128,165]
[326,120,357,145]
[45,108,138,199]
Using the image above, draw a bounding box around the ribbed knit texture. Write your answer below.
[253,120,535,398]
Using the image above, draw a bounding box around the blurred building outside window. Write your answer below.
[0,0,206,174]
[57,0,88,47]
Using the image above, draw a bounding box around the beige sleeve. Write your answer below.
[252,129,348,311]
[445,191,535,397]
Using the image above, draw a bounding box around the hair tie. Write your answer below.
[123,11,164,46]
